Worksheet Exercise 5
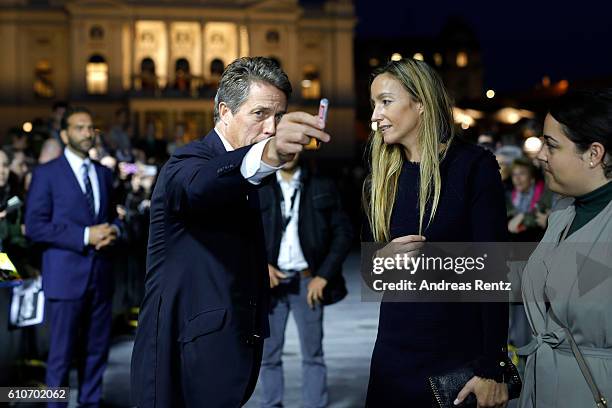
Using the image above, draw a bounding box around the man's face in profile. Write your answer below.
[220,81,288,149]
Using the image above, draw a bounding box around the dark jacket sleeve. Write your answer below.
[164,145,256,213]
[313,180,353,281]
[469,151,510,382]
[25,167,86,253]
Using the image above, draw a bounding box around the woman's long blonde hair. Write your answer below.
[363,59,455,242]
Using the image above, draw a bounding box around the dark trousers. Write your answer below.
[45,277,112,408]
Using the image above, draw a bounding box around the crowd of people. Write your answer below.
[1,56,610,408]
[1,103,163,311]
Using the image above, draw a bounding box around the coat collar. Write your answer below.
[201,129,228,158]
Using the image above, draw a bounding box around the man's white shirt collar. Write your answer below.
[276,168,301,186]
[64,147,91,170]
[215,128,235,152]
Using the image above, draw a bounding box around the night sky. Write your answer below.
[351,0,612,92]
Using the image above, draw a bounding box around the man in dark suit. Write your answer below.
[26,106,120,408]
[258,153,352,408]
[131,57,331,408]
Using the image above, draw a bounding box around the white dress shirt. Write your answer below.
[64,147,100,245]
[216,130,282,185]
[276,169,308,271]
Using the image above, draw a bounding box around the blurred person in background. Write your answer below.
[506,158,552,242]
[518,89,612,407]
[8,150,32,200]
[25,106,121,408]
[258,153,352,408]
[48,101,68,146]
[38,138,63,165]
[364,58,510,407]
[495,145,523,194]
[116,163,156,325]
[0,149,27,255]
[107,107,132,162]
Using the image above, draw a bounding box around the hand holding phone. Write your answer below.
[305,98,328,150]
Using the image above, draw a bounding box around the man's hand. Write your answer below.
[268,264,287,288]
[306,276,327,308]
[88,223,118,250]
[263,112,330,166]
[454,376,508,408]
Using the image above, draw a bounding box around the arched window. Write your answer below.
[86,54,108,94]
[33,59,55,98]
[140,57,157,90]
[210,58,225,77]
[301,64,320,100]
[174,58,191,91]
[456,51,468,68]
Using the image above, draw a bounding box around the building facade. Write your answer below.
[0,0,356,157]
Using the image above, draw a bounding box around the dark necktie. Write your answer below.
[82,162,95,217]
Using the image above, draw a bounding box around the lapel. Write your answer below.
[59,154,85,198]
[59,153,95,220]
[201,129,228,159]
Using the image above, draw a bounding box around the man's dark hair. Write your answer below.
[213,57,292,123]
[549,88,612,177]
[52,101,68,112]
[61,106,92,131]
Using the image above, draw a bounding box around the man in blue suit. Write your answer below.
[131,57,331,407]
[26,106,120,407]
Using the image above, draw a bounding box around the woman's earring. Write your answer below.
[590,161,594,167]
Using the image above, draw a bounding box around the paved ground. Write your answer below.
[34,251,519,408]
[99,251,379,408]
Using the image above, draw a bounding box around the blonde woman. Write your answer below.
[364,59,510,407]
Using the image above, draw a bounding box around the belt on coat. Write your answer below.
[517,328,612,406]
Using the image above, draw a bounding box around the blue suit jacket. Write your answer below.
[131,130,271,407]
[25,154,118,300]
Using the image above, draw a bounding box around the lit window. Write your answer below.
[456,51,468,68]
[86,55,108,94]
[433,53,443,66]
[301,64,320,100]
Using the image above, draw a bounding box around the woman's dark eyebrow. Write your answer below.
[543,135,558,143]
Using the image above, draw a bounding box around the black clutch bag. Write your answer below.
[428,358,522,408]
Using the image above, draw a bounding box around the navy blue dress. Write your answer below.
[365,141,509,407]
